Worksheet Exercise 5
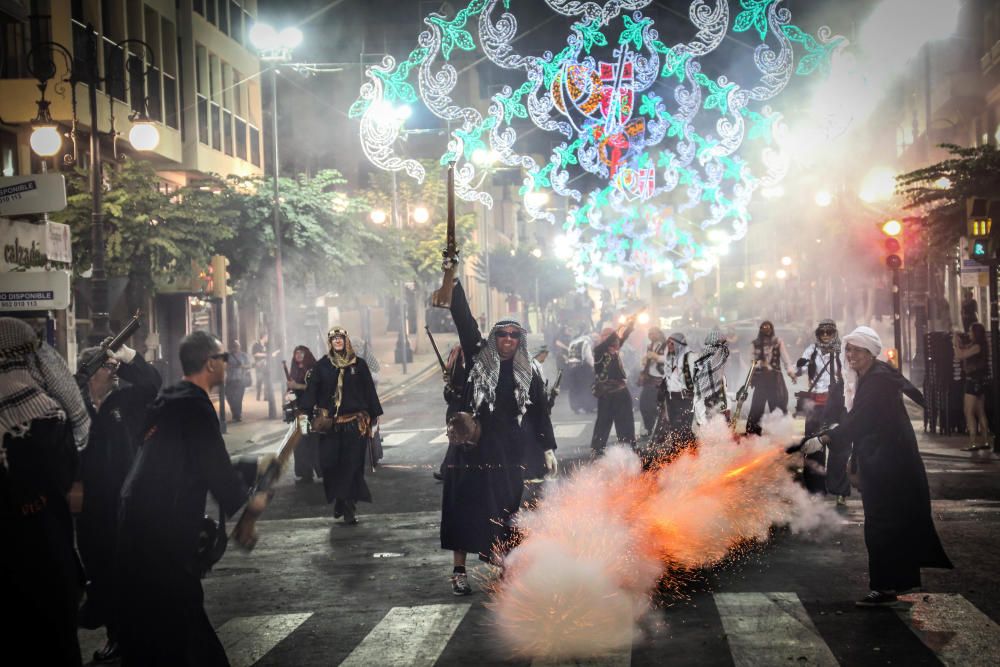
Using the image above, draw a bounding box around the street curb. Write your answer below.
[379,361,439,403]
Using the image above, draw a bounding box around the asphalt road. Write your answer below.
[78,362,1000,666]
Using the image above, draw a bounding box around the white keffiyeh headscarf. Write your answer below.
[841,326,882,411]
[467,318,533,416]
[0,318,90,466]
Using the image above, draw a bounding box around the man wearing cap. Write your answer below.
[75,340,161,663]
[440,280,558,596]
[801,326,951,607]
[638,327,667,437]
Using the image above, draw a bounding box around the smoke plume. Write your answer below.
[490,414,842,660]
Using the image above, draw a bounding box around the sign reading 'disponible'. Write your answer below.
[960,259,989,288]
[0,174,68,217]
[0,270,71,311]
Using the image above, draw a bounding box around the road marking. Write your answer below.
[382,431,418,447]
[380,417,403,429]
[714,592,838,666]
[554,423,588,439]
[216,612,313,667]
[927,469,989,474]
[430,429,450,445]
[896,593,1000,666]
[339,603,470,667]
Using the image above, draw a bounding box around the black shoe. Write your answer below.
[93,640,121,663]
[295,476,314,485]
[433,471,444,481]
[344,513,358,525]
[451,572,472,596]
[855,590,898,607]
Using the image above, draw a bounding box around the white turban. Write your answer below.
[841,326,882,411]
[842,326,882,357]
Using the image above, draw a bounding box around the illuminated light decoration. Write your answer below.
[351,0,847,294]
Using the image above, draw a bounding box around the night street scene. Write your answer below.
[4,0,1000,665]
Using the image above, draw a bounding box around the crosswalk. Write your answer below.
[77,592,998,666]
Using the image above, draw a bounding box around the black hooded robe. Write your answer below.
[116,381,254,667]
[300,355,382,505]
[828,361,952,592]
[77,354,161,635]
[441,281,556,560]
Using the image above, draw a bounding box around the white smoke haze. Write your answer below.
[491,414,843,661]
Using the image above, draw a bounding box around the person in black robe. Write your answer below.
[75,341,161,663]
[590,319,637,454]
[115,331,268,666]
[286,345,322,482]
[300,327,382,525]
[442,280,558,595]
[1,317,90,666]
[565,329,598,413]
[804,326,952,607]
[434,343,468,482]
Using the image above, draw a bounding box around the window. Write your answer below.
[230,2,243,44]
[249,125,260,166]
[146,67,162,120]
[198,96,209,144]
[1,16,29,79]
[223,110,233,155]
[193,0,204,16]
[163,74,177,128]
[210,102,221,150]
[1,130,18,177]
[235,117,247,160]
[207,0,216,26]
[104,40,126,101]
[219,0,230,37]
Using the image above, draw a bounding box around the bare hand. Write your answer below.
[67,481,83,514]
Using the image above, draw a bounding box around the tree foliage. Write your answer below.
[52,160,234,309]
[474,244,576,308]
[897,143,1000,254]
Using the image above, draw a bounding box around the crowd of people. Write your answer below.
[1,279,979,663]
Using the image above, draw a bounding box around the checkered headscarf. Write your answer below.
[0,318,90,462]
[467,318,533,416]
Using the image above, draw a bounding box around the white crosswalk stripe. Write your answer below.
[554,423,588,439]
[714,592,838,666]
[896,593,1000,666]
[429,429,450,445]
[338,603,471,667]
[216,613,313,667]
[382,430,419,447]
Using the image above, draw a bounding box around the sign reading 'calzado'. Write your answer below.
[0,174,68,217]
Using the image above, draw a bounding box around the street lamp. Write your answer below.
[370,208,387,225]
[28,29,160,343]
[412,205,430,224]
[250,22,304,366]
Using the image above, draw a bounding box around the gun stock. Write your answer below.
[432,162,458,309]
[231,415,308,550]
[282,361,292,382]
[730,361,757,429]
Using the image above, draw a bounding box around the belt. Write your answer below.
[666,390,689,400]
[334,411,373,437]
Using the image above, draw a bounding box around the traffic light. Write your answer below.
[879,219,903,270]
[210,254,231,299]
[967,197,993,263]
[199,264,214,295]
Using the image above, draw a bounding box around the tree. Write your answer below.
[52,159,234,319]
[897,143,1000,255]
[474,244,577,320]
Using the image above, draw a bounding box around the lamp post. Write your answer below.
[249,23,303,367]
[28,28,160,344]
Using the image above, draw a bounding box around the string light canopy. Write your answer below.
[351,0,846,294]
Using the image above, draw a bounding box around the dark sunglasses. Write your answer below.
[495,331,521,340]
[817,327,836,336]
[101,361,119,371]
[210,352,230,362]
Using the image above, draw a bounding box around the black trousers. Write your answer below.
[665,394,695,447]
[318,421,372,505]
[746,372,787,435]
[802,403,829,495]
[591,388,635,451]
[639,383,661,433]
[225,380,246,420]
[294,432,322,480]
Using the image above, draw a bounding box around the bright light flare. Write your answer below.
[369,208,387,225]
[881,219,902,236]
[754,269,767,280]
[525,191,550,208]
[637,312,650,325]
[128,121,160,151]
[781,256,793,267]
[412,205,430,223]
[859,166,897,203]
[814,190,833,207]
[30,125,62,157]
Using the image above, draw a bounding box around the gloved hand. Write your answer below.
[107,343,137,364]
[800,437,824,456]
[544,449,559,477]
